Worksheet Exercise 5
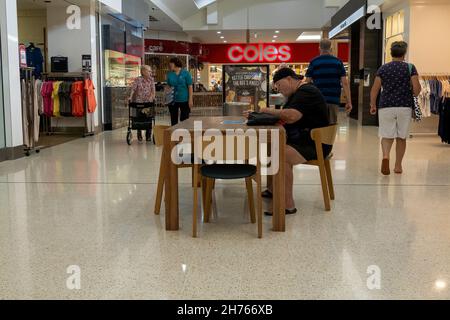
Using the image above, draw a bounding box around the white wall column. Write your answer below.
[1,0,24,148]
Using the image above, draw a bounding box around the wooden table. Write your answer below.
[162,117,286,232]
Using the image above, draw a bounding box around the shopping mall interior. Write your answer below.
[0,0,449,300]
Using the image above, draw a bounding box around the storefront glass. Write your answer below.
[384,10,405,63]
[101,14,143,130]
[0,29,6,149]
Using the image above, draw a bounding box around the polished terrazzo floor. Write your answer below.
[1,114,449,300]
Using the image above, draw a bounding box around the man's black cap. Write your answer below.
[273,68,300,83]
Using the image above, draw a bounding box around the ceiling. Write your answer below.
[187,29,325,44]
[147,5,183,32]
[149,0,199,21]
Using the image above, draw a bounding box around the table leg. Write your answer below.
[164,130,179,231]
[272,130,286,232]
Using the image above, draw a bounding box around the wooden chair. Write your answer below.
[153,125,197,215]
[304,125,338,212]
[192,137,263,238]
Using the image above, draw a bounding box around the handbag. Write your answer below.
[408,63,423,122]
[246,112,280,126]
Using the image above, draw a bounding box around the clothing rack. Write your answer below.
[41,72,95,138]
[20,67,42,156]
[410,74,450,137]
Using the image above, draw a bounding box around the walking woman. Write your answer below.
[370,41,422,175]
[129,65,156,141]
[167,57,194,126]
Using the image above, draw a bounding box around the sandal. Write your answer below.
[261,190,273,199]
[264,208,298,216]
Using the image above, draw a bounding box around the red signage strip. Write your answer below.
[227,44,292,63]
[144,39,350,63]
[145,39,202,56]
[200,42,349,64]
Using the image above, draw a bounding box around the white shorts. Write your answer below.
[378,107,412,139]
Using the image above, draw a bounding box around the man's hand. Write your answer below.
[188,99,194,109]
[345,102,353,114]
[259,108,273,114]
[243,110,252,119]
[370,104,377,115]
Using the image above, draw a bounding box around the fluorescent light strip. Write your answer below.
[296,35,322,41]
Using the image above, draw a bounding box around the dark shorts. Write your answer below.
[288,142,333,161]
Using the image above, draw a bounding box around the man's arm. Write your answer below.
[341,76,352,113]
[305,77,313,84]
[260,107,303,125]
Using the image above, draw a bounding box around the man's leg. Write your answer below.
[327,104,339,125]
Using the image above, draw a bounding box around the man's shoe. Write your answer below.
[137,131,143,142]
[261,190,273,199]
[264,208,298,216]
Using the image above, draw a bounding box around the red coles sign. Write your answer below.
[227,44,292,63]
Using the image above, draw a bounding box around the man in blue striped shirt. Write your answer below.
[306,39,352,124]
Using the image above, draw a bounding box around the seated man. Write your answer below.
[253,68,332,215]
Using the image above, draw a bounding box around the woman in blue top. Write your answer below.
[167,58,194,126]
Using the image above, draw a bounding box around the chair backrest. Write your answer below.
[310,125,338,145]
[153,125,170,147]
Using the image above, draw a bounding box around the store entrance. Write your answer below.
[16,0,94,150]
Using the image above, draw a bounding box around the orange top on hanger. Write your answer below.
[71,81,85,117]
[84,79,97,113]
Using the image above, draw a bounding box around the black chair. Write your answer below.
[193,163,263,239]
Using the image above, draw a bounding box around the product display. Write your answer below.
[104,50,141,87]
[223,65,269,111]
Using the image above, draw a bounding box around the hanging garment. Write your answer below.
[84,79,97,113]
[41,81,54,117]
[438,98,450,144]
[33,79,43,142]
[21,79,30,148]
[71,81,85,117]
[26,46,44,79]
[34,80,44,115]
[431,80,443,115]
[59,81,73,117]
[52,81,63,117]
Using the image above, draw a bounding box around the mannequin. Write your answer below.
[26,42,44,79]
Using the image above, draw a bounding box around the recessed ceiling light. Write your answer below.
[272,40,276,43]
[275,30,280,34]
[273,35,278,38]
[217,31,221,34]
[223,40,227,43]
[296,31,323,41]
[220,36,224,39]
